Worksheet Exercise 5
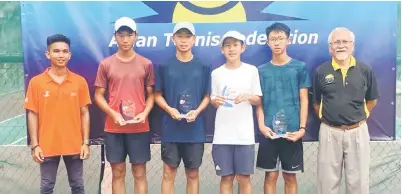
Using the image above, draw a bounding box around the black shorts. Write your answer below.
[104,132,151,164]
[161,142,204,169]
[256,136,304,173]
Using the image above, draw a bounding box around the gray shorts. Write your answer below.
[212,144,255,176]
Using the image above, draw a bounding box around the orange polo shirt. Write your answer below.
[24,68,91,157]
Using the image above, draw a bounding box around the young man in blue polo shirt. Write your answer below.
[256,22,311,194]
[155,22,211,194]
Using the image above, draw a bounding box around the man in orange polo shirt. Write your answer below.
[94,17,155,194]
[24,34,91,194]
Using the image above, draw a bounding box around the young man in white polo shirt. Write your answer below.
[210,31,262,194]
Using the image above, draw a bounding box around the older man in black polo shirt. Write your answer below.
[313,27,379,194]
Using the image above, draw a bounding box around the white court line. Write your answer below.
[8,135,27,145]
[0,114,25,124]
[0,89,24,97]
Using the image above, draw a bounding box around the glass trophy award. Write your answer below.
[178,91,193,119]
[119,100,138,124]
[272,109,288,138]
[222,85,236,108]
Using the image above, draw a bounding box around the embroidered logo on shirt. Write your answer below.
[71,92,77,97]
[324,74,334,84]
[44,91,50,97]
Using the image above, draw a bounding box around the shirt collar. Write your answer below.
[43,67,73,83]
[331,55,356,71]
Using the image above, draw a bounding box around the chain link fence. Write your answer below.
[0,1,401,194]
[0,141,400,194]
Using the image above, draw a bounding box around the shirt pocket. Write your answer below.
[350,80,367,103]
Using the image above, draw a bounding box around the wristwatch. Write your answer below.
[300,126,306,130]
[83,140,90,146]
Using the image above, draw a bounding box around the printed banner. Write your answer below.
[21,1,398,142]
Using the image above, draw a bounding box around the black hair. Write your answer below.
[222,37,244,46]
[115,26,135,34]
[265,22,291,38]
[174,28,194,35]
[46,34,70,47]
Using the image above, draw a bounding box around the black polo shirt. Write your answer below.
[312,57,379,126]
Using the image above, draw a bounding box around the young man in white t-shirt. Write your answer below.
[210,31,262,194]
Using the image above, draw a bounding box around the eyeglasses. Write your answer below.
[268,37,287,43]
[330,40,353,46]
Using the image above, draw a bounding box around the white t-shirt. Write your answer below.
[211,62,262,145]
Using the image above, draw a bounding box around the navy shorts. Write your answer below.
[161,142,204,169]
[212,144,255,176]
[104,132,151,164]
[256,136,304,173]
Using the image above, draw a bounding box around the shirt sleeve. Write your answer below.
[24,78,38,113]
[94,62,108,88]
[299,64,312,89]
[312,70,322,104]
[145,62,155,87]
[251,67,263,96]
[79,78,92,107]
[203,64,212,95]
[210,71,218,99]
[365,67,379,100]
[154,64,164,92]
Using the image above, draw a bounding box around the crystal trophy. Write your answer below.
[119,100,138,124]
[222,85,236,108]
[178,90,193,119]
[272,109,288,138]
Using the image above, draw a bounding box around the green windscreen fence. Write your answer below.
[0,1,22,62]
[0,2,23,95]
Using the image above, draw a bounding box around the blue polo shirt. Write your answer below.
[155,56,211,143]
[258,59,311,132]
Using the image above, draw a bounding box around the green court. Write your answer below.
[0,114,26,145]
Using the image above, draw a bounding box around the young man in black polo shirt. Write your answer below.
[313,27,379,194]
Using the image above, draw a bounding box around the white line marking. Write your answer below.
[8,135,27,145]
[0,114,25,124]
[0,89,24,97]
